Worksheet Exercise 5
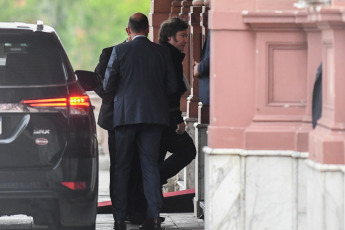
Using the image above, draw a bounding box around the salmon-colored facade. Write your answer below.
[149,0,345,229]
[95,0,345,229]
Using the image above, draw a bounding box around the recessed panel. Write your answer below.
[268,43,307,106]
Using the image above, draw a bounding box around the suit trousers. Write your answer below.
[108,130,116,215]
[108,130,143,218]
[159,126,197,184]
[112,124,163,221]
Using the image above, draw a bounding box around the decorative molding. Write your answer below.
[203,146,309,158]
[306,159,345,172]
[243,11,304,32]
[266,42,308,107]
[323,40,335,110]
[192,0,204,6]
[294,0,331,9]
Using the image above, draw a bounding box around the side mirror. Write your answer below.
[75,70,101,91]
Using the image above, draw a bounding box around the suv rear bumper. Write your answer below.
[0,156,98,227]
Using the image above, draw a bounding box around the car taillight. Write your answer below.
[61,181,86,190]
[69,96,90,106]
[69,96,90,115]
[22,96,90,116]
[22,98,67,107]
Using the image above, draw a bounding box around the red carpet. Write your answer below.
[97,189,195,213]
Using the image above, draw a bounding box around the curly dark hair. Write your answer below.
[158,17,188,44]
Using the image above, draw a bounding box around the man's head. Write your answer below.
[127,12,149,38]
[158,17,189,52]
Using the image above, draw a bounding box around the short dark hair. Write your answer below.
[128,13,149,33]
[158,17,188,43]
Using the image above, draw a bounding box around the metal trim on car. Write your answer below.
[0,80,78,89]
[0,114,30,144]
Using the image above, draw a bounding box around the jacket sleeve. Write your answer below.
[164,49,178,95]
[103,46,120,95]
[94,48,112,98]
[198,34,210,78]
[312,63,322,129]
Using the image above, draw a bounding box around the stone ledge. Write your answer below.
[203,146,309,158]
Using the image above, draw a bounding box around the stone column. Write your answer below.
[307,8,345,230]
[170,0,182,17]
[149,0,172,42]
[309,9,345,165]
[192,0,209,218]
[180,0,193,113]
[204,0,309,228]
[198,3,210,124]
[187,2,203,119]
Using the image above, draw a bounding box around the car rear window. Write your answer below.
[0,32,72,86]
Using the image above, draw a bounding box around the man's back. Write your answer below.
[105,36,177,128]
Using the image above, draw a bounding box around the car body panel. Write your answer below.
[0,22,98,229]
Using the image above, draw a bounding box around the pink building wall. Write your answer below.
[150,0,345,166]
[149,0,345,229]
[208,0,345,165]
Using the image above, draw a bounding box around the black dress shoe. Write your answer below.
[127,212,145,224]
[114,220,126,230]
[139,217,161,230]
[159,216,165,223]
[128,213,165,225]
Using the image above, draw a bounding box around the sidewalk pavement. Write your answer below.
[98,154,204,230]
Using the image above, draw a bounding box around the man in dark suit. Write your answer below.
[312,63,322,129]
[194,32,210,105]
[94,31,138,221]
[158,17,196,185]
[103,12,177,230]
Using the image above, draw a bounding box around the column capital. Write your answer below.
[182,0,194,7]
[171,0,182,7]
[192,0,204,6]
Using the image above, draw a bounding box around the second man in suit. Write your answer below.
[158,17,197,185]
[103,12,177,230]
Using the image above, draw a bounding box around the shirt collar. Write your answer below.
[133,35,147,40]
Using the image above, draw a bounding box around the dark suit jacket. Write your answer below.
[94,46,115,130]
[312,63,322,128]
[160,41,186,127]
[103,37,177,128]
[198,33,210,105]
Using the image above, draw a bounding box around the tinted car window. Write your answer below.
[0,32,72,86]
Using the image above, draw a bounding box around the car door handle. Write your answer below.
[0,114,30,144]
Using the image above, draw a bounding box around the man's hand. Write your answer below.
[193,61,199,77]
[176,122,186,134]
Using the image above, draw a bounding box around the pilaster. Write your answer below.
[149,0,172,42]
[179,0,193,113]
[309,8,345,164]
[193,121,208,217]
[186,4,203,118]
[170,0,182,17]
[204,147,308,230]
[242,12,314,152]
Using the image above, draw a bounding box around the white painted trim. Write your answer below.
[203,146,309,158]
[306,159,345,172]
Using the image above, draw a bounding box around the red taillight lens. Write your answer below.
[61,181,86,190]
[69,96,90,115]
[22,98,67,107]
[22,96,90,115]
[69,96,90,106]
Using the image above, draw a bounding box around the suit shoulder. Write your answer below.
[103,46,113,51]
[156,43,171,56]
[114,41,130,51]
[102,46,114,54]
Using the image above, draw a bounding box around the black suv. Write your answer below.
[0,22,99,229]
